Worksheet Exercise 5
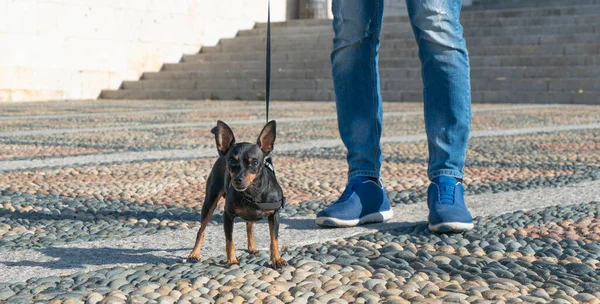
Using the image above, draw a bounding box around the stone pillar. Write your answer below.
[298,0,329,19]
[287,0,299,19]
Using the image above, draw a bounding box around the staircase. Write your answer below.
[101,2,600,104]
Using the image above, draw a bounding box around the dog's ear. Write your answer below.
[212,120,235,156]
[257,120,276,155]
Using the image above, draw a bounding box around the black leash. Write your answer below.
[254,0,286,212]
[265,0,271,123]
[264,0,273,162]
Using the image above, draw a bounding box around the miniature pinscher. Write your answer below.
[187,120,286,268]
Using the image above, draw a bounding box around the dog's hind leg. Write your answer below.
[188,161,226,262]
[268,212,286,269]
[246,222,259,254]
[187,188,223,261]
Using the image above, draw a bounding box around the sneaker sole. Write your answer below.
[428,222,474,233]
[316,210,394,227]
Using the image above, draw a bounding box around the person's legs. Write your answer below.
[316,0,392,227]
[331,0,384,180]
[406,0,473,232]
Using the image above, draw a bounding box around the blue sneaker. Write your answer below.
[316,176,393,227]
[427,176,474,232]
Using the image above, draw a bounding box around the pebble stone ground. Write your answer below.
[0,100,599,304]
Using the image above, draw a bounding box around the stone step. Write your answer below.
[100,88,331,101]
[252,11,599,29]
[417,3,600,19]
[383,90,598,104]
[237,23,597,40]
[469,0,600,10]
[101,2,600,105]
[465,2,600,13]
[250,4,600,29]
[183,43,600,63]
[206,33,600,54]
[122,78,600,93]
[253,19,333,29]
[100,88,597,104]
[202,15,600,54]
[460,13,599,26]
[163,55,599,71]
[142,66,600,81]
[384,78,600,92]
[241,5,600,37]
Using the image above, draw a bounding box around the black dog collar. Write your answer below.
[245,156,285,211]
[264,156,275,173]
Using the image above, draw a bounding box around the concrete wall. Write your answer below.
[0,0,287,102]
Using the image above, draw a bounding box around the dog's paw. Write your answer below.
[227,258,240,266]
[248,248,259,255]
[271,257,286,269]
[187,253,201,262]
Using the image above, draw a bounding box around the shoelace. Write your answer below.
[438,183,456,205]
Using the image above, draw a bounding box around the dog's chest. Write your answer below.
[232,202,274,221]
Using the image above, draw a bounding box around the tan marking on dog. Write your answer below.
[246,222,258,254]
[226,239,239,265]
[269,218,286,268]
[244,173,257,184]
[188,190,224,261]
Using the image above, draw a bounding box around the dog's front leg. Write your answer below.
[224,212,239,265]
[268,212,286,269]
[246,222,259,254]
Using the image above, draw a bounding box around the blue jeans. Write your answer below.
[331,0,471,181]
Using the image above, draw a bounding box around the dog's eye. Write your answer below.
[252,160,259,166]
[228,159,238,166]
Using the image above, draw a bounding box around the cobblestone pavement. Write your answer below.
[0,100,599,303]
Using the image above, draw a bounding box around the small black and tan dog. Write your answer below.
[187,120,286,268]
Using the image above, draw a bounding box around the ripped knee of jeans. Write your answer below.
[409,2,465,51]
[412,16,464,51]
[333,17,378,47]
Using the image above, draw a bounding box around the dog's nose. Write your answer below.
[234,176,244,184]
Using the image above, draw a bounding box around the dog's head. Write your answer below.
[212,120,276,192]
